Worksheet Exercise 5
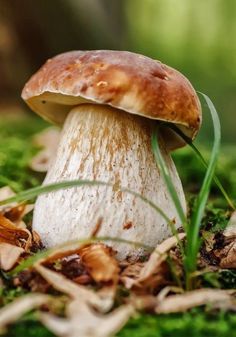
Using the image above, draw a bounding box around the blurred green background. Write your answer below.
[0,0,235,143]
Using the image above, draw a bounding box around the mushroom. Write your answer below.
[22,50,201,259]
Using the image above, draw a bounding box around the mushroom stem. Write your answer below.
[33,104,186,259]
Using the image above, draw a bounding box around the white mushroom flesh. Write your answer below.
[33,104,186,259]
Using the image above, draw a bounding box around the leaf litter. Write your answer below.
[29,127,60,172]
[1,196,236,336]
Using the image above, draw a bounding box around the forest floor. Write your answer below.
[0,116,236,337]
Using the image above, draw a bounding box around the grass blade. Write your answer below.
[151,128,187,228]
[151,128,187,255]
[185,93,221,285]
[188,143,235,210]
[167,124,235,210]
[0,179,173,228]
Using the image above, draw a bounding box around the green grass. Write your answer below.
[119,311,236,337]
[173,146,236,204]
[151,94,222,289]
[3,318,54,337]
[4,310,236,337]
[0,117,48,192]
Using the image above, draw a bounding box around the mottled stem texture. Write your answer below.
[33,104,186,259]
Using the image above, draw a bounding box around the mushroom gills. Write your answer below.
[33,104,186,259]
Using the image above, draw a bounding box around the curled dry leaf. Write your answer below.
[0,186,16,212]
[4,204,34,228]
[219,241,236,268]
[155,288,236,314]
[156,286,184,302]
[79,244,119,283]
[55,254,91,284]
[130,233,185,288]
[120,262,144,289]
[37,241,85,264]
[35,264,113,312]
[214,212,236,268]
[223,211,236,238]
[40,299,134,337]
[129,294,157,311]
[0,242,24,271]
[30,127,60,172]
[0,213,32,250]
[0,293,50,331]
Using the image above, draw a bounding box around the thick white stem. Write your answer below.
[33,104,186,259]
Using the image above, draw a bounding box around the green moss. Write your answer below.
[0,117,48,192]
[2,310,236,337]
[3,319,55,337]
[0,286,26,307]
[117,310,236,337]
[118,311,236,337]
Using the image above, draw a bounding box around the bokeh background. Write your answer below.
[0,0,235,143]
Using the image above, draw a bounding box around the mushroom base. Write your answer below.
[33,104,186,259]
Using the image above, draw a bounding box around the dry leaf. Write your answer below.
[130,233,185,288]
[32,230,43,248]
[30,127,60,172]
[4,203,34,228]
[129,294,157,311]
[201,230,215,252]
[213,212,236,268]
[0,213,32,250]
[223,211,236,238]
[35,264,113,312]
[0,186,16,211]
[156,286,183,302]
[40,299,134,337]
[38,241,84,264]
[219,241,236,268]
[120,262,144,289]
[55,254,88,280]
[0,294,50,330]
[155,288,236,314]
[0,242,24,271]
[80,244,119,283]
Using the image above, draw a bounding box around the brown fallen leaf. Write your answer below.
[223,211,236,238]
[34,264,114,312]
[213,212,236,268]
[156,286,184,302]
[0,213,32,251]
[129,294,157,311]
[79,244,119,283]
[130,233,185,288]
[120,262,144,289]
[0,294,50,331]
[13,269,51,293]
[56,254,90,283]
[0,187,34,229]
[4,204,34,228]
[155,288,236,314]
[40,299,134,337]
[37,241,85,264]
[219,241,236,268]
[0,242,24,271]
[0,186,16,212]
[30,127,60,172]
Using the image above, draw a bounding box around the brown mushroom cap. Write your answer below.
[22,50,201,140]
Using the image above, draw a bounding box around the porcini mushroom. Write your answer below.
[22,50,201,259]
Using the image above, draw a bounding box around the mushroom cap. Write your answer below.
[22,50,201,141]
